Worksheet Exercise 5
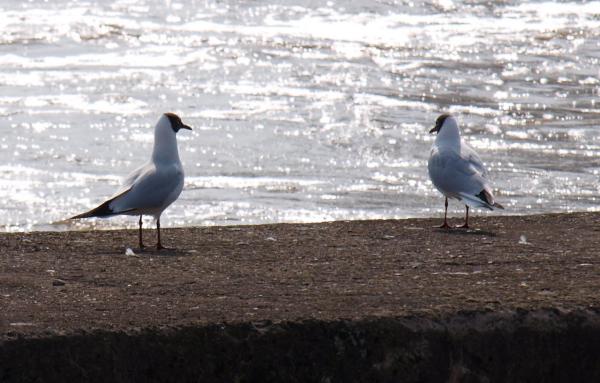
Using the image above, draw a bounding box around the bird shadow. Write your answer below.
[433,227,497,237]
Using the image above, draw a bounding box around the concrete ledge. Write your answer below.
[2,213,600,381]
[2,309,600,382]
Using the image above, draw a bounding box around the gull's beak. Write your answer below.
[429,126,439,134]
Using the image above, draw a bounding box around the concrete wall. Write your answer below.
[1,309,599,383]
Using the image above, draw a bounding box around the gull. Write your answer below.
[427,113,503,228]
[71,113,192,249]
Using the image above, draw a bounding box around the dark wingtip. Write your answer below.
[70,199,116,220]
[476,190,504,210]
[71,188,133,219]
[493,202,505,210]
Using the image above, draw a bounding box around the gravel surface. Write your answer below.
[1,213,599,338]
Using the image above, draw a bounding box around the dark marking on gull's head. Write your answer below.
[164,112,192,133]
[429,113,451,134]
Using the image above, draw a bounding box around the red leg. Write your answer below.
[436,197,451,228]
[138,215,145,249]
[457,206,469,229]
[156,218,165,250]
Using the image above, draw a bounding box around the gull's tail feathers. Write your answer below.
[70,188,135,219]
[458,189,504,211]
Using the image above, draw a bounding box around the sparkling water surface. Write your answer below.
[1,0,600,231]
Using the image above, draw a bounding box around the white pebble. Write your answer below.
[125,248,136,256]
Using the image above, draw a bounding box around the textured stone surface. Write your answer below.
[1,213,600,381]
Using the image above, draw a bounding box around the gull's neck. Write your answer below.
[435,117,461,149]
[151,115,181,164]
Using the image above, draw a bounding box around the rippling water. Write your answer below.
[2,0,600,232]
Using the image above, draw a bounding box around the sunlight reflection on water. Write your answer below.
[1,0,600,231]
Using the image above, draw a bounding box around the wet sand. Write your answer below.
[2,212,599,337]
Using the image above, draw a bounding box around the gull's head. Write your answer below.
[164,112,192,133]
[429,113,460,143]
[152,113,192,162]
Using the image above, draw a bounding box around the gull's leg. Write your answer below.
[457,206,469,229]
[156,218,164,250]
[138,215,145,249]
[436,197,451,229]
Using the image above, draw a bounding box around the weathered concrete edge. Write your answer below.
[2,308,600,383]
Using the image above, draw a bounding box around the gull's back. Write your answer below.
[109,161,184,218]
[428,141,489,199]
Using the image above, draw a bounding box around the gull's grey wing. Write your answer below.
[113,161,152,196]
[460,141,488,177]
[428,145,489,197]
[70,163,153,219]
[70,187,136,219]
[109,163,184,215]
